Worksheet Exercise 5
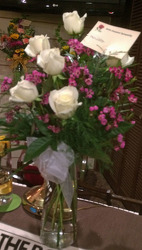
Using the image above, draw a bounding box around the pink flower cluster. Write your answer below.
[114,134,125,151]
[67,39,94,56]
[25,70,47,85]
[5,105,21,123]
[1,77,12,92]
[64,58,94,98]
[97,106,124,130]
[7,40,23,48]
[109,66,133,82]
[37,113,61,134]
[41,92,49,105]
[38,114,49,123]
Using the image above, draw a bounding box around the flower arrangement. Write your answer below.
[0,11,137,169]
[0,10,139,248]
[0,17,35,71]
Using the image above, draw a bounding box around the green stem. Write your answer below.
[57,189,64,247]
[43,188,57,228]
[51,184,62,230]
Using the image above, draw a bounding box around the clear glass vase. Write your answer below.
[40,164,77,249]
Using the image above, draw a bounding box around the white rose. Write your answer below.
[106,56,119,67]
[63,11,87,35]
[49,86,82,119]
[9,77,39,103]
[106,53,134,67]
[121,53,134,67]
[25,35,50,57]
[37,48,65,76]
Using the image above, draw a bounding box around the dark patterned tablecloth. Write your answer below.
[1,183,142,250]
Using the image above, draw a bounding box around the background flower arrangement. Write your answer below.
[0,17,35,73]
[0,10,138,170]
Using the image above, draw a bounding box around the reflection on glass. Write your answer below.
[0,169,13,206]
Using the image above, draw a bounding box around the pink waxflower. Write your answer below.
[89,105,98,111]
[109,66,124,79]
[128,94,138,103]
[38,114,50,123]
[25,70,47,85]
[69,78,77,87]
[117,134,123,143]
[101,119,107,126]
[5,110,14,123]
[117,113,124,123]
[1,77,12,92]
[109,107,116,119]
[85,78,93,86]
[48,125,61,133]
[105,124,111,131]
[41,93,49,105]
[84,88,94,98]
[120,141,125,148]
[103,107,110,113]
[68,39,84,55]
[125,68,133,82]
[114,146,120,151]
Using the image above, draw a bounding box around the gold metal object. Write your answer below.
[22,181,51,217]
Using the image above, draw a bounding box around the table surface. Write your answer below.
[1,183,142,250]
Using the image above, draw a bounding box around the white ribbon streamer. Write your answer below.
[27,138,75,207]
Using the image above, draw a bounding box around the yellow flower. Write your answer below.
[9,22,15,27]
[20,53,24,57]
[15,48,24,54]
[70,51,76,56]
[62,45,69,50]
[15,49,21,53]
[13,54,19,59]
[0,135,6,141]
[10,33,19,39]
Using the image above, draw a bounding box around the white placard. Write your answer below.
[81,21,141,59]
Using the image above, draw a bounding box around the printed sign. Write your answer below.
[0,223,84,250]
[81,21,141,59]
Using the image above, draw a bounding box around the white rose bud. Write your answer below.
[25,35,50,57]
[63,11,87,35]
[106,56,119,67]
[121,53,134,67]
[37,48,65,76]
[9,77,39,103]
[49,86,82,119]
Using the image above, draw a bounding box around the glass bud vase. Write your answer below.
[40,164,77,249]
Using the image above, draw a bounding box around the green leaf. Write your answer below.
[24,137,51,162]
[34,118,51,136]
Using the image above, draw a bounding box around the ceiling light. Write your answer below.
[21,0,27,3]
[53,4,58,7]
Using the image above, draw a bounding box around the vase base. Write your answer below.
[40,229,75,249]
